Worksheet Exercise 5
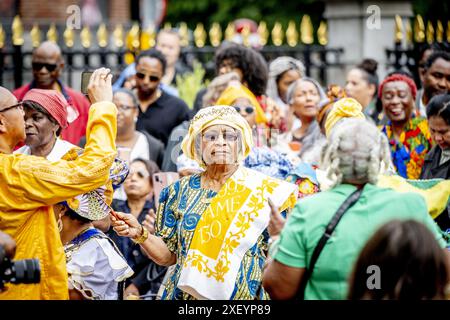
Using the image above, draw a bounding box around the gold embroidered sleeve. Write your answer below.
[1,102,118,208]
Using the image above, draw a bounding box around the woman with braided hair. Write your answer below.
[263,118,446,300]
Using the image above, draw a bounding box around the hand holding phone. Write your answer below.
[83,68,113,104]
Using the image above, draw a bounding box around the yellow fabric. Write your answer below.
[377,175,450,219]
[0,101,117,300]
[324,97,365,137]
[60,147,114,209]
[216,84,268,125]
[182,105,254,168]
[178,166,297,299]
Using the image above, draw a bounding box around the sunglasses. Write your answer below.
[32,62,58,72]
[127,169,150,179]
[135,72,160,82]
[233,106,254,114]
[202,131,239,142]
[0,101,23,113]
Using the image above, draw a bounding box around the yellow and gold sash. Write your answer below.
[178,166,297,299]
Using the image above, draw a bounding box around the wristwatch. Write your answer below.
[132,225,149,244]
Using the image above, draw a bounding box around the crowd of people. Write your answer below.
[0,29,450,301]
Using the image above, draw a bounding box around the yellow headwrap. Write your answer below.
[215,84,268,125]
[181,105,254,168]
[324,97,365,137]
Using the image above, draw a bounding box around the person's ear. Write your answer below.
[0,114,7,133]
[368,83,376,98]
[419,67,426,84]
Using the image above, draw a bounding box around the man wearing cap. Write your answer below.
[0,68,117,299]
[13,41,90,145]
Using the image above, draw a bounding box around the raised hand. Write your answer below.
[87,68,113,104]
[142,209,156,235]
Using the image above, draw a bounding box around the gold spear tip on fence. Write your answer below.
[257,21,269,46]
[113,24,124,48]
[394,15,403,43]
[30,24,41,48]
[63,25,75,48]
[12,15,24,46]
[0,25,5,49]
[301,15,314,45]
[271,22,283,46]
[242,24,251,47]
[414,14,425,43]
[80,26,91,48]
[225,22,235,42]
[405,19,413,46]
[194,23,206,48]
[178,22,189,47]
[140,24,155,50]
[286,20,298,47]
[163,22,172,31]
[126,22,140,50]
[447,21,450,43]
[317,21,328,46]
[436,20,444,43]
[426,20,434,44]
[97,23,108,48]
[209,22,222,47]
[47,23,58,43]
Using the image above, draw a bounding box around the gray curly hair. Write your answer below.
[320,118,391,188]
[266,56,305,102]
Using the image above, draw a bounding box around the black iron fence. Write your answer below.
[385,15,450,86]
[0,17,345,90]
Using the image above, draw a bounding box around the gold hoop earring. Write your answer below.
[57,211,64,232]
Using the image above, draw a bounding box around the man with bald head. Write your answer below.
[0,68,119,299]
[13,41,90,145]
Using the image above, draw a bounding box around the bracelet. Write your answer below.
[132,225,149,244]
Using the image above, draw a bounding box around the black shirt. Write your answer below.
[136,91,190,146]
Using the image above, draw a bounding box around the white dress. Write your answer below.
[65,229,134,300]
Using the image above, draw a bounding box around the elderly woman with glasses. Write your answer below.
[111,106,297,300]
[216,83,294,180]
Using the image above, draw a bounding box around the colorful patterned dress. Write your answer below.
[380,117,433,179]
[155,173,280,300]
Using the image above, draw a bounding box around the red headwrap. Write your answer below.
[378,74,417,100]
[22,89,69,129]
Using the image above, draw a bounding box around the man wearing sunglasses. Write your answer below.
[13,41,90,145]
[133,49,190,146]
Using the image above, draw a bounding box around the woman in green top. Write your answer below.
[262,118,446,300]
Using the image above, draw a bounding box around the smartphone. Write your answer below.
[152,172,180,208]
[81,71,94,96]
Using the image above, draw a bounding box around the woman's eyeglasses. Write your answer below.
[127,169,150,180]
[0,101,23,113]
[32,62,58,72]
[202,131,239,142]
[135,72,160,82]
[116,104,136,111]
[233,106,254,114]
